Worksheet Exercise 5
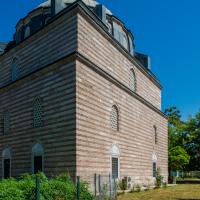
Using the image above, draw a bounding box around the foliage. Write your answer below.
[169,146,190,171]
[155,168,164,188]
[0,173,94,200]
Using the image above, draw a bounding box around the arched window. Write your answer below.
[152,153,157,178]
[24,26,30,39]
[11,58,20,81]
[33,97,43,128]
[110,105,119,131]
[2,148,11,179]
[154,126,158,144]
[110,144,120,179]
[130,69,136,92]
[32,143,44,174]
[3,111,10,135]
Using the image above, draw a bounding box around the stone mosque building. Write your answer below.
[0,0,168,187]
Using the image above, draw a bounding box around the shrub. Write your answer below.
[0,173,94,200]
[155,168,164,188]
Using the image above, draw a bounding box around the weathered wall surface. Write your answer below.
[0,59,76,178]
[76,60,168,186]
[77,12,162,110]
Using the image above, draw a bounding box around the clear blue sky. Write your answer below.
[0,0,199,120]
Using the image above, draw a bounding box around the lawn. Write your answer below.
[118,184,200,200]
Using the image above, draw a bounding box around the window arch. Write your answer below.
[110,144,120,179]
[130,68,136,92]
[110,105,119,131]
[24,26,31,39]
[2,148,11,179]
[152,153,157,178]
[32,143,44,174]
[11,57,20,81]
[33,97,43,128]
[3,111,10,135]
[153,126,158,144]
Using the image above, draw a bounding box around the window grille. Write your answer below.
[111,105,119,131]
[112,157,119,179]
[33,98,43,128]
[130,69,136,92]
[11,58,20,81]
[3,111,10,134]
[154,126,158,144]
[153,162,157,177]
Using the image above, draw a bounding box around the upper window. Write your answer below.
[33,97,43,128]
[11,58,20,81]
[3,111,10,135]
[24,26,31,39]
[154,126,158,144]
[111,105,119,131]
[130,69,136,92]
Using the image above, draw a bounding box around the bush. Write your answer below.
[0,173,94,200]
[155,168,164,188]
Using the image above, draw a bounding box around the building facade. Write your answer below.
[0,0,168,187]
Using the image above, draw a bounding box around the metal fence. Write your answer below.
[93,174,117,200]
[30,175,117,200]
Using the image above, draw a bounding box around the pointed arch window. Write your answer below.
[110,144,120,179]
[111,105,119,131]
[130,68,136,92]
[33,97,43,128]
[2,148,11,179]
[11,58,20,81]
[32,143,44,174]
[152,153,157,178]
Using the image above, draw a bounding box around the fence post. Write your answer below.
[114,178,117,200]
[98,175,101,194]
[94,173,97,198]
[36,176,40,200]
[77,176,80,200]
[109,173,112,198]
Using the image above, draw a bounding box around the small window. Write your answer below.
[153,162,157,177]
[111,144,120,179]
[32,143,44,174]
[33,97,43,128]
[24,26,30,39]
[154,126,158,144]
[3,111,10,135]
[112,157,119,179]
[2,148,11,179]
[130,69,136,92]
[111,105,119,131]
[11,58,20,81]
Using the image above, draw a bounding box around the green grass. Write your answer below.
[118,184,200,200]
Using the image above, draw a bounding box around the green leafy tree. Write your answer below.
[169,146,190,171]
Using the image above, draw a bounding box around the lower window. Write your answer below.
[34,156,43,174]
[153,162,157,177]
[4,159,10,179]
[112,157,119,179]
